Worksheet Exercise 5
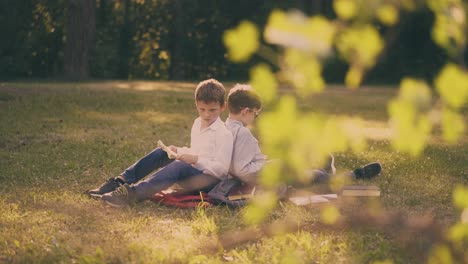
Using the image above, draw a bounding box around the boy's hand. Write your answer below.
[168,145,178,153]
[177,154,198,164]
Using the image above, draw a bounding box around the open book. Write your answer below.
[157,140,178,159]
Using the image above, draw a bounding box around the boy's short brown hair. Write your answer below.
[227,84,262,114]
[195,79,226,106]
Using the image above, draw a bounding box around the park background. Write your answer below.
[1,1,468,263]
[1,0,465,83]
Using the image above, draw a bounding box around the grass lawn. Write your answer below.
[0,81,466,263]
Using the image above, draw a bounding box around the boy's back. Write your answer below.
[225,84,265,184]
[226,118,265,184]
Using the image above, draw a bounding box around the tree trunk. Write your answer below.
[117,0,132,79]
[169,0,185,80]
[64,0,96,80]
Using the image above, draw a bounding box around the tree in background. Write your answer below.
[116,0,133,79]
[1,1,466,82]
[63,0,96,79]
[168,0,186,80]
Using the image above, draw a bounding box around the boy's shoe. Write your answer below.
[324,154,336,175]
[101,183,136,208]
[87,177,123,198]
[351,162,382,180]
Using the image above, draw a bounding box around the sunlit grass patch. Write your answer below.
[0,81,466,263]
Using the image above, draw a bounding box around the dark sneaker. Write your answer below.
[87,177,123,198]
[324,154,336,175]
[101,184,136,208]
[352,162,382,180]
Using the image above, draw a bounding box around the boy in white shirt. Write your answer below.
[87,79,233,207]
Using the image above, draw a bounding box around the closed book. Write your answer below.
[341,185,380,197]
[228,184,256,201]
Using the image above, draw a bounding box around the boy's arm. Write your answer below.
[176,153,198,164]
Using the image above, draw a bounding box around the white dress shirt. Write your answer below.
[177,117,233,178]
[225,118,266,183]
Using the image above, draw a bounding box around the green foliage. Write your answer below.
[336,24,383,68]
[427,0,466,56]
[242,190,278,225]
[376,4,399,26]
[453,185,468,209]
[264,10,335,56]
[223,21,259,63]
[428,244,454,264]
[334,0,358,20]
[249,63,278,105]
[435,64,468,110]
[282,49,325,95]
[388,78,433,156]
[320,205,341,225]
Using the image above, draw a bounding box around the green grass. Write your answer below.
[0,81,466,263]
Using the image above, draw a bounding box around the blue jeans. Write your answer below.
[121,148,206,200]
[307,169,357,184]
[308,169,331,184]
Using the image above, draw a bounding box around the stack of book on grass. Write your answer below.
[340,185,381,197]
[228,184,256,201]
[288,194,338,206]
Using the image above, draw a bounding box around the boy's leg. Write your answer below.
[133,161,204,199]
[175,174,220,195]
[102,161,205,207]
[306,162,382,184]
[305,169,332,184]
[303,154,336,184]
[120,147,173,183]
[87,148,172,196]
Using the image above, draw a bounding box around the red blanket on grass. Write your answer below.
[150,191,213,208]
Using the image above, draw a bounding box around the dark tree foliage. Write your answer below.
[0,0,64,79]
[0,0,465,82]
[365,6,449,84]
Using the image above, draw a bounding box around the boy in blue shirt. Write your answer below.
[87,79,233,207]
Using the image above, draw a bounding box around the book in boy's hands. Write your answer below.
[157,140,178,159]
[340,185,381,197]
[228,184,256,201]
